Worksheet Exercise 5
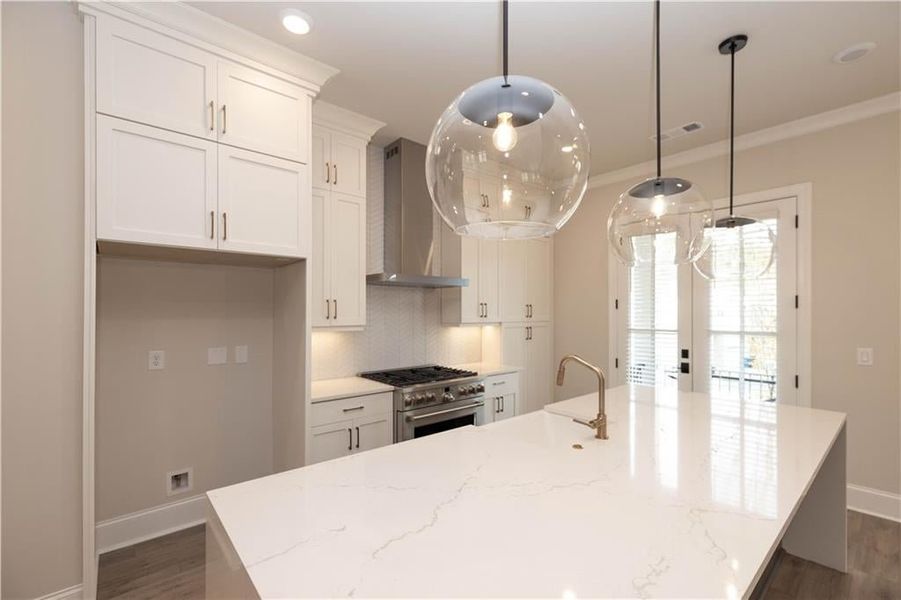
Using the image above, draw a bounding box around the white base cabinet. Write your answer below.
[309,392,392,464]
[482,372,519,423]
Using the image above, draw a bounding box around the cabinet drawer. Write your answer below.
[484,373,519,397]
[311,392,392,427]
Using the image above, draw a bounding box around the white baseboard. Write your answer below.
[848,484,901,522]
[95,494,207,555]
[36,584,83,600]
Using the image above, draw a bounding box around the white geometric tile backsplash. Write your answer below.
[312,144,482,380]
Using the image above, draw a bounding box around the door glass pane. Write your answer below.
[627,233,678,387]
[707,218,779,401]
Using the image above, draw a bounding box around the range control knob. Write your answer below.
[404,396,413,407]
[475,384,485,393]
[442,392,454,402]
[426,392,436,402]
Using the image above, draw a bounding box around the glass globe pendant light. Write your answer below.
[425,0,591,240]
[694,35,776,280]
[607,0,714,266]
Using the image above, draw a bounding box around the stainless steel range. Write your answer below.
[359,365,486,443]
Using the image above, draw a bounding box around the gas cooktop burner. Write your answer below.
[359,365,477,387]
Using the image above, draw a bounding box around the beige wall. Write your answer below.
[96,258,275,521]
[555,111,901,496]
[1,3,84,598]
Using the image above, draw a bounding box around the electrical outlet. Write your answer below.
[166,468,193,496]
[207,346,227,365]
[857,347,874,366]
[234,345,248,364]
[148,350,165,371]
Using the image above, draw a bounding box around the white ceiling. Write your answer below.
[192,1,900,175]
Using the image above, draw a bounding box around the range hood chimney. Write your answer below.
[367,138,468,288]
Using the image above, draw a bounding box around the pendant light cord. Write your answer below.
[728,42,735,216]
[655,0,661,179]
[502,0,510,87]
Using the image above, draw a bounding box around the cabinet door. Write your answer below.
[526,239,553,322]
[311,188,331,327]
[97,17,216,139]
[330,132,367,197]
[458,236,482,323]
[354,413,392,453]
[479,240,500,322]
[311,126,331,190]
[217,61,310,163]
[329,192,366,327]
[501,325,529,412]
[526,324,553,414]
[310,421,354,464]
[495,393,517,421]
[218,146,310,258]
[97,115,218,249]
[499,241,528,321]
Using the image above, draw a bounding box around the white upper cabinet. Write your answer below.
[218,146,310,258]
[96,16,310,164]
[499,239,552,322]
[311,125,367,198]
[328,192,366,327]
[217,61,310,164]
[97,18,217,140]
[311,188,330,327]
[441,227,500,324]
[97,115,218,249]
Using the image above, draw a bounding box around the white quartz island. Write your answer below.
[205,385,847,599]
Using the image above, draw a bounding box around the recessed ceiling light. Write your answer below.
[833,42,876,64]
[281,9,312,35]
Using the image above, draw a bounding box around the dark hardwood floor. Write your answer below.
[97,511,898,599]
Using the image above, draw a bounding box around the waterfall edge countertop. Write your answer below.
[206,385,847,599]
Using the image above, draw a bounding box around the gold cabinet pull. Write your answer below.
[333,298,338,320]
[222,212,227,240]
[221,104,227,134]
[326,162,330,184]
[325,299,331,319]
[209,210,214,239]
[208,101,215,132]
[333,164,338,185]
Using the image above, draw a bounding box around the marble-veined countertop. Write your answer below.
[207,384,845,599]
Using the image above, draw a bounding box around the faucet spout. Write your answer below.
[555,354,608,440]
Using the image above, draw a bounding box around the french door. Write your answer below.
[614,194,799,404]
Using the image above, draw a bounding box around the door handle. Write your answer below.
[221,104,227,134]
[405,402,483,422]
[333,299,338,320]
[333,164,338,185]
[326,299,330,319]
[347,428,352,451]
[326,162,330,184]
[222,212,227,240]
[355,426,360,449]
[208,101,215,132]
[209,210,214,239]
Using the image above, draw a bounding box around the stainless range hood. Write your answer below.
[367,138,468,288]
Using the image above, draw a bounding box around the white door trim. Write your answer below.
[607,182,812,408]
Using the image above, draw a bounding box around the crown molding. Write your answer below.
[588,91,901,190]
[313,100,386,141]
[77,1,338,92]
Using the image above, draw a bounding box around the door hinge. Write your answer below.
[795,214,799,229]
[795,374,799,389]
[795,295,799,309]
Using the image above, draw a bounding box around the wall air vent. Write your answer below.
[651,121,704,142]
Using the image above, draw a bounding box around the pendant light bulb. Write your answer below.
[651,194,667,218]
[492,112,518,152]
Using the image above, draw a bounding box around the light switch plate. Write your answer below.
[234,345,248,364]
[857,347,874,366]
[148,350,165,371]
[208,346,227,365]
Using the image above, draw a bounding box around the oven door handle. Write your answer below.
[405,401,483,423]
